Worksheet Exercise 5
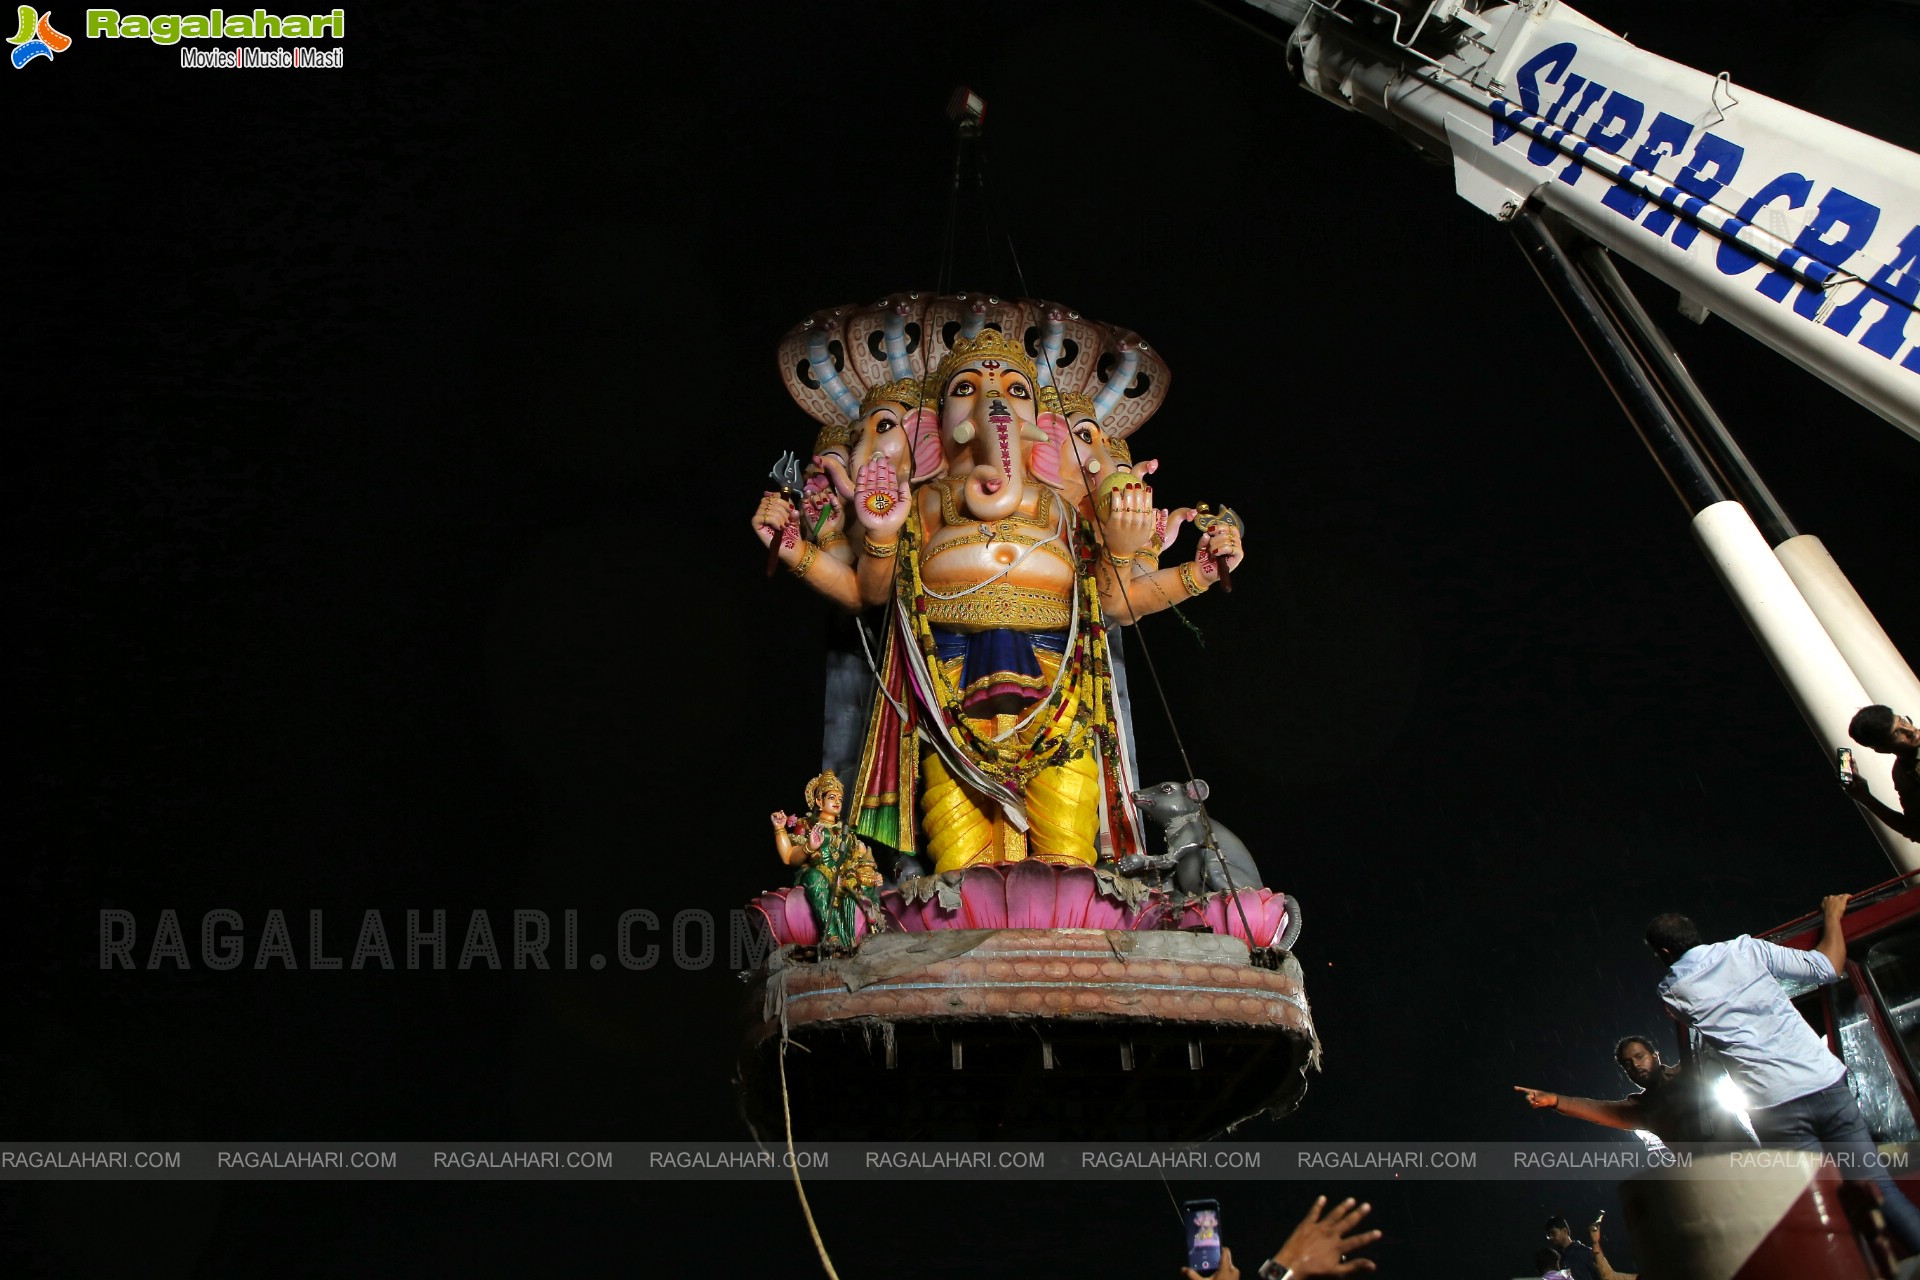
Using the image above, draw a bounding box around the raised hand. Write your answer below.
[1268,1196,1381,1277]
[1097,473,1156,558]
[753,491,801,557]
[1195,521,1244,583]
[853,453,910,541]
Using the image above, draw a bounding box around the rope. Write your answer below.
[1006,221,1267,952]
[779,1036,841,1280]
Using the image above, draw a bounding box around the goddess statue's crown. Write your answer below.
[858,377,929,415]
[933,328,1038,394]
[803,769,843,810]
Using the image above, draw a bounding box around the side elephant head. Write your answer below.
[1033,388,1118,511]
[1036,388,1190,552]
[817,378,944,503]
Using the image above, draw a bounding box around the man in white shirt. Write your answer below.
[1647,897,1920,1252]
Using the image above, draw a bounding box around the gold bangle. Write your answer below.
[1180,562,1208,598]
[864,538,900,560]
[817,529,848,548]
[1106,552,1134,569]
[788,543,819,579]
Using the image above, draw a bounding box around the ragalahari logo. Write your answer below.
[9,7,71,66]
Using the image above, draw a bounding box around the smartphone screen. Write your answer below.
[1183,1199,1222,1275]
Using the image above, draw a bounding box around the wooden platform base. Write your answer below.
[737,927,1319,1140]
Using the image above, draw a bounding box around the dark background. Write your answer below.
[8,0,1920,1274]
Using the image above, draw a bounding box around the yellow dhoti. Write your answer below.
[921,745,1100,873]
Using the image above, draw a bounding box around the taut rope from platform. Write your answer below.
[779,1034,841,1280]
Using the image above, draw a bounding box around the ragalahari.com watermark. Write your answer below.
[99,908,772,973]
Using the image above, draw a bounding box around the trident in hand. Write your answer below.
[1193,503,1243,594]
[765,450,804,577]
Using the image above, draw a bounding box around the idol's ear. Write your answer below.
[1028,411,1068,486]
[1185,779,1210,803]
[907,407,944,483]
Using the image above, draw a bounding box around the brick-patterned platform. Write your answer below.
[737,928,1319,1140]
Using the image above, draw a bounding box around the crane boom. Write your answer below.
[1243,0,1920,442]
[1236,0,1920,871]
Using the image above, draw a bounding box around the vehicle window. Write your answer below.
[1776,972,1825,1001]
[1831,975,1920,1142]
[1865,928,1920,1075]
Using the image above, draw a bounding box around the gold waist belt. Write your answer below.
[919,583,1074,631]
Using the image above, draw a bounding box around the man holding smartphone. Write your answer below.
[1179,1196,1381,1279]
[1844,705,1920,842]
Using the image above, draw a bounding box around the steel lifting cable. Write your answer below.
[1040,355,1266,951]
[998,203,1267,955]
[935,125,965,296]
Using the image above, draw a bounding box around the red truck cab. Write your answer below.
[1761,873,1920,1168]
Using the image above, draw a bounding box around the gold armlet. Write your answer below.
[1180,562,1208,598]
[788,543,820,578]
[864,538,901,560]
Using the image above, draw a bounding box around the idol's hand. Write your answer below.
[801,471,843,538]
[853,454,910,540]
[1097,474,1156,558]
[1196,523,1244,582]
[753,492,802,558]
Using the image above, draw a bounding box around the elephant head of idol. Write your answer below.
[1034,387,1123,513]
[934,329,1049,523]
[819,377,943,503]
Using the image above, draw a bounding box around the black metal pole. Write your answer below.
[1510,211,1728,515]
[1574,244,1800,546]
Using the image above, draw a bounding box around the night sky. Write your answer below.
[9,1,1920,1275]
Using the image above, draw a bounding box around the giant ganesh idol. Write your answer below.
[739,294,1314,1142]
